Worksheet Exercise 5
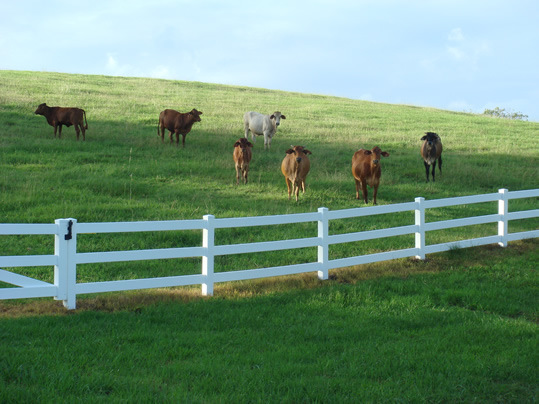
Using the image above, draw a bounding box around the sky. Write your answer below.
[1,0,538,121]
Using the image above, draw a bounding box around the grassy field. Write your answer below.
[0,70,538,401]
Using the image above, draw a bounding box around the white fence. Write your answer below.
[1,188,537,310]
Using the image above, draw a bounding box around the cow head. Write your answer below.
[421,132,440,147]
[234,138,253,151]
[286,145,311,163]
[363,146,389,166]
[189,109,203,122]
[270,111,286,126]
[34,103,49,115]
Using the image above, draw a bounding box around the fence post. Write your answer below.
[415,198,426,260]
[202,214,215,296]
[317,207,329,280]
[54,218,77,309]
[498,188,509,247]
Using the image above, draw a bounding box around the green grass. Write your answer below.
[1,242,537,402]
[0,70,538,402]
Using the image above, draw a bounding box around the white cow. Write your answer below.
[243,111,286,150]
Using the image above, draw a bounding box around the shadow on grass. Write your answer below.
[1,238,536,318]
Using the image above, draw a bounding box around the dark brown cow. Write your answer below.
[233,138,253,184]
[351,146,390,204]
[34,103,88,140]
[281,145,311,201]
[157,108,202,147]
[420,132,443,182]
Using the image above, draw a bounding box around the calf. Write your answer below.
[351,146,390,204]
[157,108,203,147]
[281,145,311,201]
[244,111,286,150]
[34,103,88,140]
[233,138,253,184]
[420,132,443,182]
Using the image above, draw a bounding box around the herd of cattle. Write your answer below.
[34,103,443,203]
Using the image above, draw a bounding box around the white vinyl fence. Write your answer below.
[1,188,537,310]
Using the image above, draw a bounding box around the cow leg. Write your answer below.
[294,180,300,201]
[355,180,361,200]
[285,178,292,199]
[80,124,86,141]
[243,167,248,184]
[431,163,436,182]
[159,126,165,143]
[181,134,186,148]
[424,161,430,182]
[75,124,80,141]
[235,164,240,185]
[169,131,174,144]
[361,181,368,204]
[263,134,269,150]
[372,186,378,205]
[438,156,442,176]
[58,124,63,139]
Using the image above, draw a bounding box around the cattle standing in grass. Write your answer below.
[34,103,88,140]
[233,138,253,185]
[420,132,443,182]
[351,146,390,205]
[281,145,311,201]
[244,111,286,150]
[157,108,202,147]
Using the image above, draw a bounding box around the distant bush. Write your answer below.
[483,107,528,121]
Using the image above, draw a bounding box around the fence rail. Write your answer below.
[1,188,537,309]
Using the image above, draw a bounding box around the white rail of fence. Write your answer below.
[1,188,537,310]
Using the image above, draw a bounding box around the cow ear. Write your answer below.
[234,141,241,147]
[270,115,275,119]
[281,115,286,119]
[247,142,253,147]
[364,150,372,155]
[420,136,427,140]
[286,149,294,154]
[381,151,390,157]
[303,149,312,155]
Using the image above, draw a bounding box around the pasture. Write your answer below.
[0,70,538,402]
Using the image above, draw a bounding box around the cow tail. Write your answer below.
[83,110,88,129]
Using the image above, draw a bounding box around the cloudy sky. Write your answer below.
[1,0,538,121]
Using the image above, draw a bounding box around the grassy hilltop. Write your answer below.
[0,70,537,402]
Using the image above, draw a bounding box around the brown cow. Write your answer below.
[281,145,311,201]
[34,103,88,140]
[157,108,203,147]
[233,138,253,184]
[420,132,443,182]
[351,146,390,205]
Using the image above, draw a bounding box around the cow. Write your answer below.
[244,111,286,150]
[233,138,253,185]
[34,103,88,140]
[351,146,390,205]
[420,132,443,182]
[281,145,311,201]
[157,108,203,147]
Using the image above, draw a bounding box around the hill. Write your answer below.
[1,70,537,224]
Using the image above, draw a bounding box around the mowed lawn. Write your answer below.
[0,70,538,402]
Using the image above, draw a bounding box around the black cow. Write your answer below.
[420,132,443,182]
